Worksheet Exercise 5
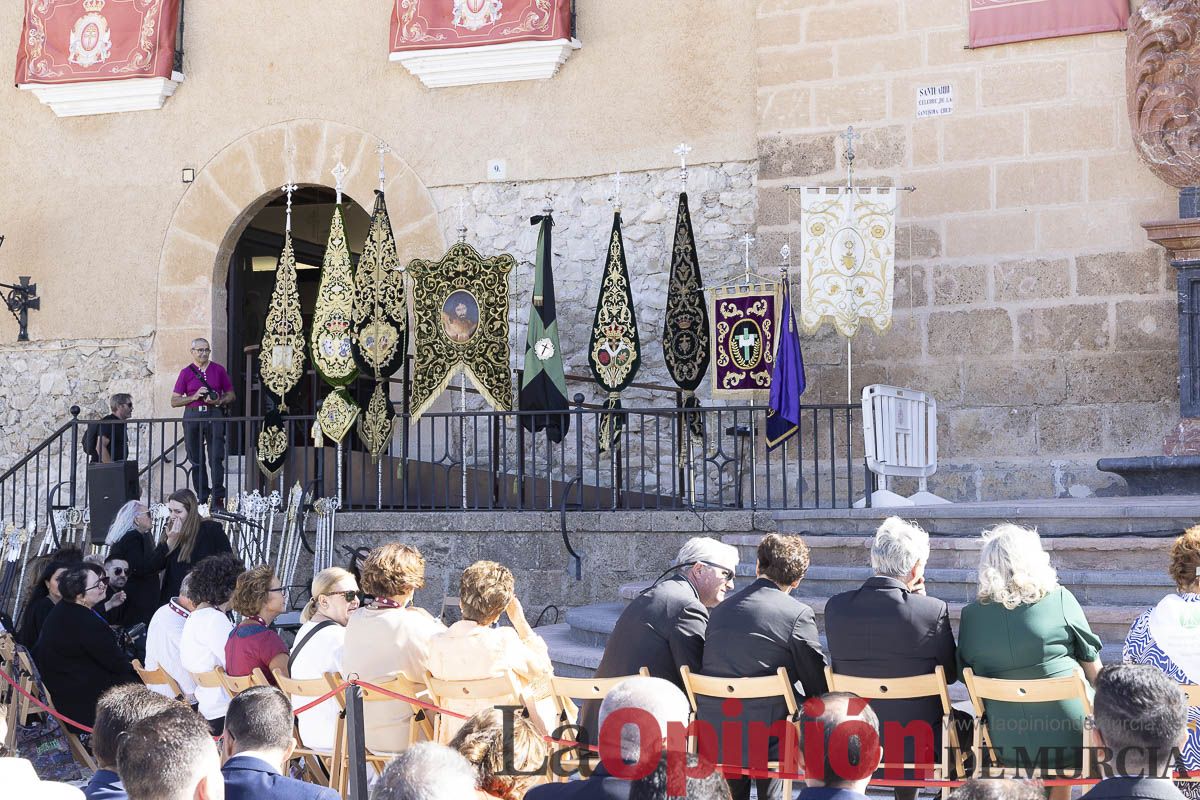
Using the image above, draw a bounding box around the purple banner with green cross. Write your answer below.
[710,285,779,398]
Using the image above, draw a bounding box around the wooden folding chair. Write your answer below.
[132,659,186,702]
[825,665,964,798]
[189,666,232,724]
[325,673,434,796]
[962,667,1093,782]
[547,667,650,778]
[16,649,96,771]
[423,670,533,743]
[220,667,270,695]
[0,634,36,726]
[274,669,344,788]
[680,665,799,798]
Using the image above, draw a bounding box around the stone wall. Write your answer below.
[0,335,154,471]
[328,511,776,617]
[755,0,1179,500]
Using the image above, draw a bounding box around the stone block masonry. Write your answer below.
[755,0,1181,500]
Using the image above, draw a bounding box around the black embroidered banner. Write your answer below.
[662,192,709,438]
[587,212,641,453]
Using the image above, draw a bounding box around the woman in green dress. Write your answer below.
[957,524,1102,800]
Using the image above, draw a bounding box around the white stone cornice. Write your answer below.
[19,71,184,118]
[390,39,580,88]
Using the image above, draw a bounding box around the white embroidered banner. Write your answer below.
[798,186,898,338]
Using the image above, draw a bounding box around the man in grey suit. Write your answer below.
[824,516,957,800]
[698,533,828,800]
[581,537,739,743]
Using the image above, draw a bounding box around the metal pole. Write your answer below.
[68,408,80,508]
[846,339,853,405]
[343,683,369,800]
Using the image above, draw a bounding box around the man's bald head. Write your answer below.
[801,692,881,790]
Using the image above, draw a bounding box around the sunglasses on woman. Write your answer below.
[86,577,109,591]
[324,590,359,603]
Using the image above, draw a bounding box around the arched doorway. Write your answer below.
[152,119,445,417]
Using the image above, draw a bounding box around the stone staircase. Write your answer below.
[541,498,1197,681]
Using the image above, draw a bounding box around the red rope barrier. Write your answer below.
[292,682,350,717]
[0,661,93,734]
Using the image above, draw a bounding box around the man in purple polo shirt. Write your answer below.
[171,338,236,506]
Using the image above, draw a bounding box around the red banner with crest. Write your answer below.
[968,0,1127,48]
[390,0,572,53]
[15,0,180,86]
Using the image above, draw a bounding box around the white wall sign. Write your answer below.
[916,83,954,118]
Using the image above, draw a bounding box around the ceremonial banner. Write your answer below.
[968,0,1127,49]
[310,206,359,388]
[316,388,359,445]
[588,212,641,454]
[358,382,395,462]
[407,242,515,421]
[15,0,181,85]
[352,190,408,381]
[259,230,306,412]
[520,213,570,443]
[766,281,806,450]
[798,186,897,338]
[256,409,288,481]
[391,0,572,53]
[711,286,778,398]
[663,193,710,437]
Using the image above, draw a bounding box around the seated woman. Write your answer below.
[957,525,1101,800]
[16,548,82,650]
[426,561,559,743]
[343,543,445,754]
[151,489,233,605]
[225,565,290,686]
[1124,525,1200,799]
[179,553,244,734]
[449,708,548,800]
[31,563,137,732]
[103,500,160,627]
[289,566,360,752]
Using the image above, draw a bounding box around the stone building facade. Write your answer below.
[0,0,1178,499]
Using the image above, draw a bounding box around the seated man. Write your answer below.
[116,705,223,800]
[798,693,882,800]
[699,533,828,800]
[824,516,957,800]
[85,685,176,800]
[527,676,692,799]
[583,537,738,739]
[371,742,478,800]
[145,572,198,704]
[1080,664,1191,800]
[220,686,338,800]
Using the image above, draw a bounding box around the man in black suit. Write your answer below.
[221,687,338,800]
[824,516,957,800]
[698,533,828,800]
[797,693,882,800]
[582,537,739,740]
[527,676,692,800]
[1079,665,1191,800]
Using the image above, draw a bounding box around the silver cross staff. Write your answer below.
[674,142,691,191]
[281,182,298,233]
[457,197,468,243]
[611,171,623,212]
[840,126,861,189]
[741,232,755,277]
[332,161,347,205]
[376,142,390,191]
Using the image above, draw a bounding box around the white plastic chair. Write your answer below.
[858,384,948,507]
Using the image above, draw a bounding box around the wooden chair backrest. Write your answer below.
[962,668,1093,713]
[356,673,436,745]
[550,668,651,705]
[824,665,954,716]
[423,671,525,707]
[1183,683,1200,706]
[274,670,337,699]
[132,659,185,701]
[16,649,96,771]
[221,668,270,695]
[191,666,230,691]
[679,666,799,717]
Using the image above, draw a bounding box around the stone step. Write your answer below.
[772,496,1200,536]
[725,532,1179,571]
[764,565,1175,607]
[540,623,603,679]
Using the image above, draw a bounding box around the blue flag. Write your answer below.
[766,281,806,450]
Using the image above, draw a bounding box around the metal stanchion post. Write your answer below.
[344,683,369,799]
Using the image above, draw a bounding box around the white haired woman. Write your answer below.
[957,525,1101,800]
[288,566,360,751]
[104,499,160,627]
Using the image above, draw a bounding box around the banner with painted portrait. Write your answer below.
[407,242,515,421]
[15,0,181,85]
[710,286,778,398]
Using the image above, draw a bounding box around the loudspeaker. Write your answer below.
[87,461,140,544]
